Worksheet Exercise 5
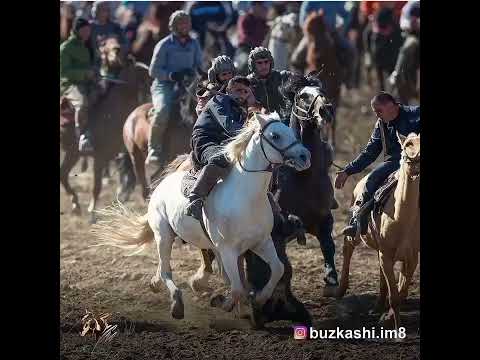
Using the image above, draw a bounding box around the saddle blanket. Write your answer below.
[180,167,200,198]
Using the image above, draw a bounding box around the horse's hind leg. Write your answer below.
[60,149,81,214]
[398,254,418,304]
[337,236,355,298]
[88,156,108,223]
[150,219,184,319]
[379,253,401,330]
[189,249,214,293]
[132,148,149,202]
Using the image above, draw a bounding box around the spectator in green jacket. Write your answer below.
[60,18,96,153]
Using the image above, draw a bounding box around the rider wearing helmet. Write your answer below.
[247,47,295,122]
[147,10,203,164]
[195,55,236,115]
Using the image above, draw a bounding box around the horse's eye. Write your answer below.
[271,132,280,141]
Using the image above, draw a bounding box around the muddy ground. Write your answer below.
[60,85,420,360]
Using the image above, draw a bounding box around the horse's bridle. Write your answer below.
[401,150,420,176]
[239,119,302,173]
[292,91,333,124]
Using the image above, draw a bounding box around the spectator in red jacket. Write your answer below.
[237,2,269,49]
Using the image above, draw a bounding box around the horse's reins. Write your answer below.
[238,119,302,173]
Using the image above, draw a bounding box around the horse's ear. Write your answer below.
[396,131,407,146]
[255,112,268,128]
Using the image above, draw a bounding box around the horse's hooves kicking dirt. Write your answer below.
[72,204,81,216]
[170,290,184,319]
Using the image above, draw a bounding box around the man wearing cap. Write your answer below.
[147,10,203,164]
[195,55,236,116]
[335,92,420,237]
[60,18,97,153]
[246,47,295,122]
[185,76,256,220]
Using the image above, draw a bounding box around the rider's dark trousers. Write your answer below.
[190,146,230,198]
[360,159,400,203]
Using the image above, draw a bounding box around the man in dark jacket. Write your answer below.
[335,92,420,236]
[246,47,295,122]
[185,76,256,220]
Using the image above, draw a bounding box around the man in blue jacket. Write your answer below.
[335,92,420,236]
[147,10,203,164]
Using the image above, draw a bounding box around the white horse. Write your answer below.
[268,13,300,71]
[93,112,311,319]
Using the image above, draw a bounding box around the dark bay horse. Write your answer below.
[121,76,199,202]
[60,36,150,222]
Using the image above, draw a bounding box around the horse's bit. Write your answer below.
[239,120,302,173]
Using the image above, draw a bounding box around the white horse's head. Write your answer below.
[224,112,311,172]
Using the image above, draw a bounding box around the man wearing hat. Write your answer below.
[147,10,203,164]
[60,17,97,153]
[246,47,295,122]
[195,55,236,116]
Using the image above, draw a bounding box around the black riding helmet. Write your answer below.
[248,47,274,75]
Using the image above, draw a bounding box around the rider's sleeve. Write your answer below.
[344,121,383,175]
[60,45,89,83]
[149,41,169,80]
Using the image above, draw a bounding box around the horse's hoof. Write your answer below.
[89,212,97,225]
[170,290,184,320]
[71,204,81,216]
[188,276,209,293]
[150,276,161,293]
[378,311,398,329]
[323,285,338,298]
[210,294,226,308]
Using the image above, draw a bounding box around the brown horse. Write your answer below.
[60,36,150,222]
[303,10,342,149]
[337,133,420,330]
[121,77,199,202]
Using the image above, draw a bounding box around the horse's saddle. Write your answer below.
[180,167,201,198]
[373,171,399,215]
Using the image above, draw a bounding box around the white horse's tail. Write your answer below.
[91,202,153,256]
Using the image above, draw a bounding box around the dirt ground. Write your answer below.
[60,85,420,360]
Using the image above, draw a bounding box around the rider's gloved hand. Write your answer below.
[169,71,185,82]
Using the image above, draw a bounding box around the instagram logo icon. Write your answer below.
[293,325,308,340]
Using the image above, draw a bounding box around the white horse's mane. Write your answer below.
[222,112,281,164]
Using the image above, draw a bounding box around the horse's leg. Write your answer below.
[377,67,385,92]
[218,248,246,307]
[336,236,355,298]
[315,215,338,296]
[132,148,149,202]
[398,254,418,304]
[80,156,88,172]
[88,156,108,223]
[371,252,388,314]
[150,219,184,319]
[378,252,401,330]
[189,249,214,293]
[250,238,285,306]
[60,149,81,215]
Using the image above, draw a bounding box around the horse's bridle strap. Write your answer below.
[239,119,301,173]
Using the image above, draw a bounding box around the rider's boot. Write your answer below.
[146,116,168,164]
[342,196,374,237]
[185,163,229,221]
